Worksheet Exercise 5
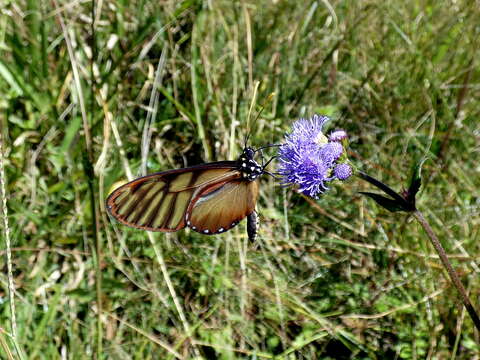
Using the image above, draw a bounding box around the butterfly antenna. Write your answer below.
[243,132,251,150]
[255,143,282,152]
[244,92,275,148]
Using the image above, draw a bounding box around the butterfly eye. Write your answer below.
[244,147,255,159]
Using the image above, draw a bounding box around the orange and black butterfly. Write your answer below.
[106,147,276,241]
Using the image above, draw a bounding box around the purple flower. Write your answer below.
[329,130,348,142]
[334,163,352,180]
[278,114,352,198]
[278,148,330,198]
[319,142,344,164]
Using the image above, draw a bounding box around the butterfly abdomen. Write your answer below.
[247,211,258,242]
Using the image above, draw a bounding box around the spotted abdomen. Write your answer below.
[247,211,258,242]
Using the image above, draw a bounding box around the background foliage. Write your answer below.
[1,0,479,358]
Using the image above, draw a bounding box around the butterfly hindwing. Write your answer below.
[106,163,240,232]
[186,178,259,235]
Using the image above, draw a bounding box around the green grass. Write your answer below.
[1,0,480,358]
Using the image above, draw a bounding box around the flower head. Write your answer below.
[319,142,344,164]
[277,114,352,198]
[289,114,330,146]
[329,130,348,142]
[278,146,330,198]
[333,163,353,180]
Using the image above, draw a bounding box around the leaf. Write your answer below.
[359,192,408,212]
[405,157,427,207]
[0,60,23,95]
[357,170,408,205]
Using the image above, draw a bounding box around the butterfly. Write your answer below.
[106,146,276,241]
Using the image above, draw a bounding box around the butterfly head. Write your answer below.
[237,147,264,181]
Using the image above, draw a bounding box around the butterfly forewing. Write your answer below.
[186,179,259,235]
[106,163,240,232]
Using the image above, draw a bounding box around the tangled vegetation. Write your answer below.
[1,0,479,358]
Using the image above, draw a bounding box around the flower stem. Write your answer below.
[357,170,480,330]
[413,210,480,332]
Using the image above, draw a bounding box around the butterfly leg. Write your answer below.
[247,211,258,242]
